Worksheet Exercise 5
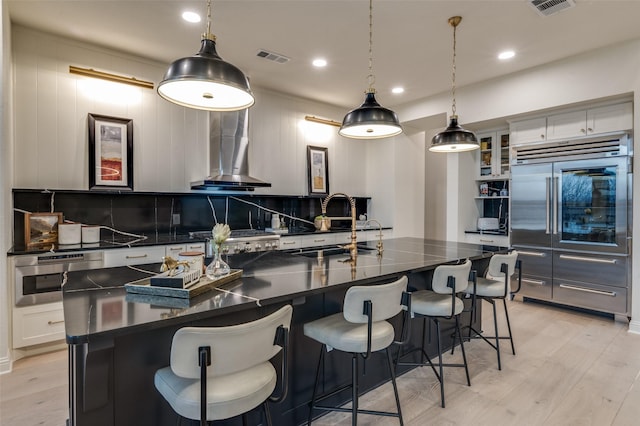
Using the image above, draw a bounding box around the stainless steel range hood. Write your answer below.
[191,109,271,190]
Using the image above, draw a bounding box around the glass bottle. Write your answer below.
[205,244,230,279]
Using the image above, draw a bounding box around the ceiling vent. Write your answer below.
[256,49,290,64]
[528,0,576,17]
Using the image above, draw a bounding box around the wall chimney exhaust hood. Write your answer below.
[191,109,271,190]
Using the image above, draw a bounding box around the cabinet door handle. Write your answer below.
[523,278,546,286]
[313,239,326,243]
[48,320,64,325]
[587,127,593,132]
[518,250,547,258]
[189,245,202,249]
[580,128,586,133]
[559,283,616,297]
[540,134,545,139]
[559,254,617,264]
[479,239,495,243]
[126,254,148,259]
[282,241,296,245]
[169,247,182,251]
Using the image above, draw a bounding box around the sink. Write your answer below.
[291,245,376,258]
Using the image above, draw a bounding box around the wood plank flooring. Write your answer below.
[2,298,640,425]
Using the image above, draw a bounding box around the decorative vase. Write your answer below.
[205,244,230,279]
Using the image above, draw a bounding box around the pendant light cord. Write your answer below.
[366,0,375,93]
[204,0,215,41]
[451,18,458,117]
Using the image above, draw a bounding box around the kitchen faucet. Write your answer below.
[364,219,384,256]
[320,193,357,263]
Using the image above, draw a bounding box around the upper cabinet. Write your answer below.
[510,102,633,146]
[478,129,510,179]
[509,117,547,146]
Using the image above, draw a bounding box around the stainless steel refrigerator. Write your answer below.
[510,134,632,318]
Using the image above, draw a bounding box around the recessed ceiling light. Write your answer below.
[392,87,405,94]
[182,11,201,23]
[498,50,515,60]
[312,58,327,68]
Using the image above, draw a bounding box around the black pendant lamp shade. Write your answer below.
[339,91,403,139]
[158,36,254,111]
[429,16,479,152]
[430,115,479,152]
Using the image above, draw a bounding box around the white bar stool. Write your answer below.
[303,276,411,425]
[464,251,521,370]
[154,305,293,425]
[396,260,473,408]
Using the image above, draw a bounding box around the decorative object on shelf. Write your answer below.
[88,113,133,191]
[304,115,342,127]
[24,212,63,248]
[339,0,402,139]
[157,0,254,111]
[307,145,329,195]
[430,16,479,153]
[206,223,231,279]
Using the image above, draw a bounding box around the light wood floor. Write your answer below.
[2,298,640,426]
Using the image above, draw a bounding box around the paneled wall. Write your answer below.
[11,25,370,197]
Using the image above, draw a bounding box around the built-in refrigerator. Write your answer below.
[510,134,632,318]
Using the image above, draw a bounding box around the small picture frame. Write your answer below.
[88,113,133,191]
[25,212,63,248]
[307,145,329,195]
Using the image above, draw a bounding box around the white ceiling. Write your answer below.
[7,0,640,110]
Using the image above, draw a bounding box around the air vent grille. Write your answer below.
[256,49,290,64]
[514,136,629,164]
[528,0,576,17]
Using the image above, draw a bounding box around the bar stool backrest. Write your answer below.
[431,260,472,294]
[169,305,293,379]
[485,251,519,283]
[343,276,408,323]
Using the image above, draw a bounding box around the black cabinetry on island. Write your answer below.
[63,238,502,426]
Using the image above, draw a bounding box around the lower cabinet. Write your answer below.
[12,302,65,348]
[103,246,166,267]
[464,232,509,247]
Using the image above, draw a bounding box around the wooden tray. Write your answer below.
[125,269,242,299]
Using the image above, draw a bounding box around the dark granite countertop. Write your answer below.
[62,237,504,345]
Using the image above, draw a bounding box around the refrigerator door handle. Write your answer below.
[545,176,551,234]
[553,176,559,235]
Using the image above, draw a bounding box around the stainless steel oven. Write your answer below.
[14,251,104,306]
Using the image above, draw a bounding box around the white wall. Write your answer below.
[396,38,640,331]
[0,1,13,374]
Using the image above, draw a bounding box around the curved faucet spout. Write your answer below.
[321,193,358,263]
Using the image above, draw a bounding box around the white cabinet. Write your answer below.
[278,236,302,250]
[103,246,166,267]
[511,102,632,146]
[464,233,509,247]
[164,242,206,256]
[587,102,633,135]
[547,110,589,140]
[478,130,510,179]
[299,233,337,248]
[12,302,65,348]
[510,117,547,146]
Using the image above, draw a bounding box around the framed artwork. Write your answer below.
[25,212,63,248]
[88,113,133,190]
[307,145,329,195]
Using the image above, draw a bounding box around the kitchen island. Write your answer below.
[63,238,503,426]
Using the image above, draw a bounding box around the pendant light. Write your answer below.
[339,0,402,139]
[157,0,254,111]
[429,16,479,152]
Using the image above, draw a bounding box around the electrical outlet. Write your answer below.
[172,213,181,225]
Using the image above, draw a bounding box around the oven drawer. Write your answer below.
[553,251,628,288]
[12,302,65,348]
[553,279,627,315]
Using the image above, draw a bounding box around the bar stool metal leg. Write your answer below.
[351,354,358,426]
[503,299,516,355]
[307,346,325,426]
